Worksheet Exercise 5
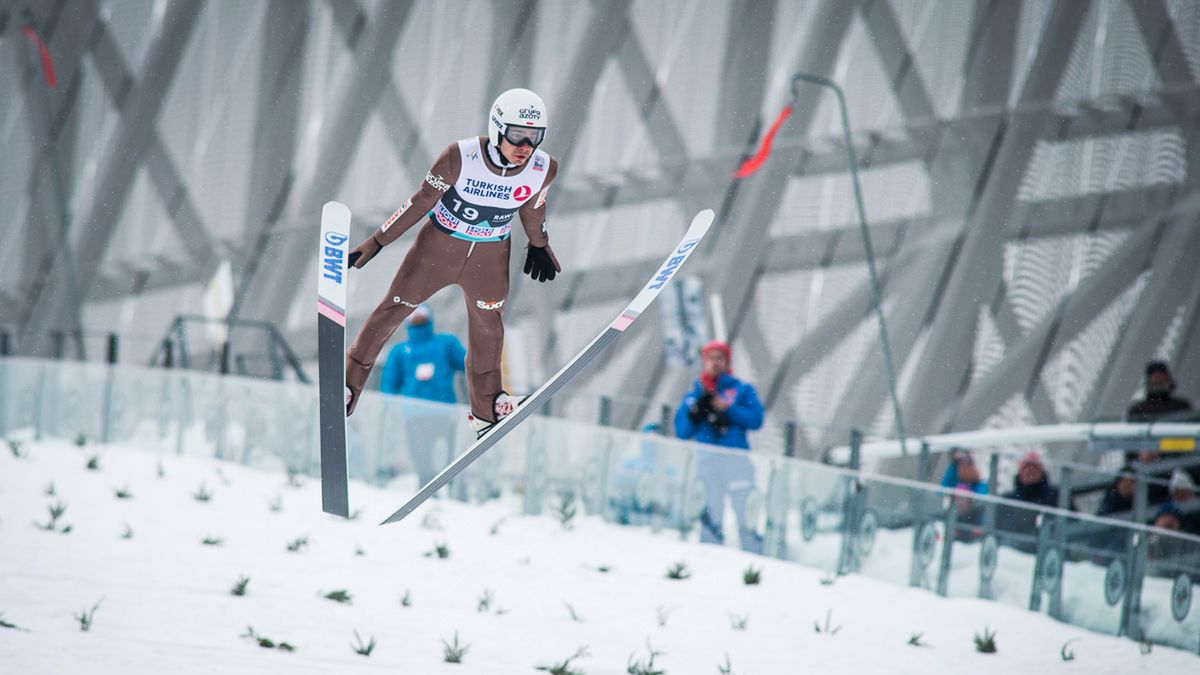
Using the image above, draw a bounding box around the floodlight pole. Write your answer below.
[791,72,909,456]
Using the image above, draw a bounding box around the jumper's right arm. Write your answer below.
[349,144,460,268]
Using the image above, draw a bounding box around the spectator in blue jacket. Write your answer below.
[380,304,466,402]
[380,305,466,486]
[941,448,988,540]
[674,340,764,552]
[674,341,764,449]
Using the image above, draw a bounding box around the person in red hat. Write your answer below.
[673,340,764,551]
[673,341,763,450]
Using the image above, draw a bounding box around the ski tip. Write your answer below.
[322,201,351,222]
[691,208,715,232]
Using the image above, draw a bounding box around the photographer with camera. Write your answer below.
[673,340,764,551]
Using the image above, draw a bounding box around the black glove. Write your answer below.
[348,234,383,269]
[523,245,561,282]
[706,408,731,436]
[688,391,713,423]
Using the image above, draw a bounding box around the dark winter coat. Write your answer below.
[1096,485,1134,517]
[1127,393,1193,422]
[996,475,1069,551]
[1002,474,1061,508]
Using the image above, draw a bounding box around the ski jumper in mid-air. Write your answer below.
[344,88,560,438]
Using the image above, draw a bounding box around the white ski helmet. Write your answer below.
[488,88,547,148]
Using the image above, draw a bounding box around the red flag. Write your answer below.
[21,25,58,88]
[734,106,792,179]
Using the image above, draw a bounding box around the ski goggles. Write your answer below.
[502,124,545,148]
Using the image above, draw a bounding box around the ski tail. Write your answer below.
[318,201,352,517]
[379,208,715,525]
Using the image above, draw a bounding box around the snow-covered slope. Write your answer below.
[1,439,1195,674]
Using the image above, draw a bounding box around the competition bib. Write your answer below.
[429,138,549,242]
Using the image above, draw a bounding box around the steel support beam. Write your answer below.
[1084,105,1200,420]
[14,3,93,348]
[899,2,1090,435]
[231,0,416,325]
[228,0,308,322]
[947,220,1165,431]
[1131,0,1195,88]
[860,0,936,123]
[87,13,218,264]
[20,0,204,356]
[567,0,779,424]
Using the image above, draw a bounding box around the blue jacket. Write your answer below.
[379,314,466,404]
[673,373,764,450]
[940,463,988,495]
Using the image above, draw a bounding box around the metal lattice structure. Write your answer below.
[3,0,1199,457]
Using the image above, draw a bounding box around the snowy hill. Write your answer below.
[1,438,1195,674]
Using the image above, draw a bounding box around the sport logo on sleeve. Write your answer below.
[425,172,451,192]
[382,199,411,232]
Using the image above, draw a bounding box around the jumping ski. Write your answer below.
[380,208,715,525]
[317,201,352,517]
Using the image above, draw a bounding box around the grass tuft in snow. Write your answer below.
[230,576,250,596]
[192,482,213,502]
[974,627,997,653]
[74,597,103,632]
[626,640,665,675]
[286,536,309,552]
[114,485,133,500]
[268,493,283,512]
[536,645,590,675]
[564,602,584,623]
[242,626,295,652]
[285,468,304,489]
[201,536,225,546]
[120,523,133,540]
[0,613,24,631]
[43,482,55,496]
[355,546,365,557]
[490,515,508,535]
[74,432,87,447]
[156,459,165,478]
[1139,630,1153,655]
[814,609,842,636]
[742,565,761,585]
[400,589,413,607]
[350,630,376,657]
[655,606,675,627]
[8,438,25,458]
[554,491,577,529]
[595,565,612,573]
[85,454,101,471]
[425,542,451,559]
[908,632,929,648]
[323,589,353,604]
[442,631,469,663]
[729,613,748,631]
[665,562,691,580]
[819,572,841,586]
[1060,638,1078,661]
[717,653,737,675]
[35,500,71,533]
[476,588,495,613]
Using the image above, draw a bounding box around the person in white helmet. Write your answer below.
[344,88,560,439]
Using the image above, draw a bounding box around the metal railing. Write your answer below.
[1,356,1198,652]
